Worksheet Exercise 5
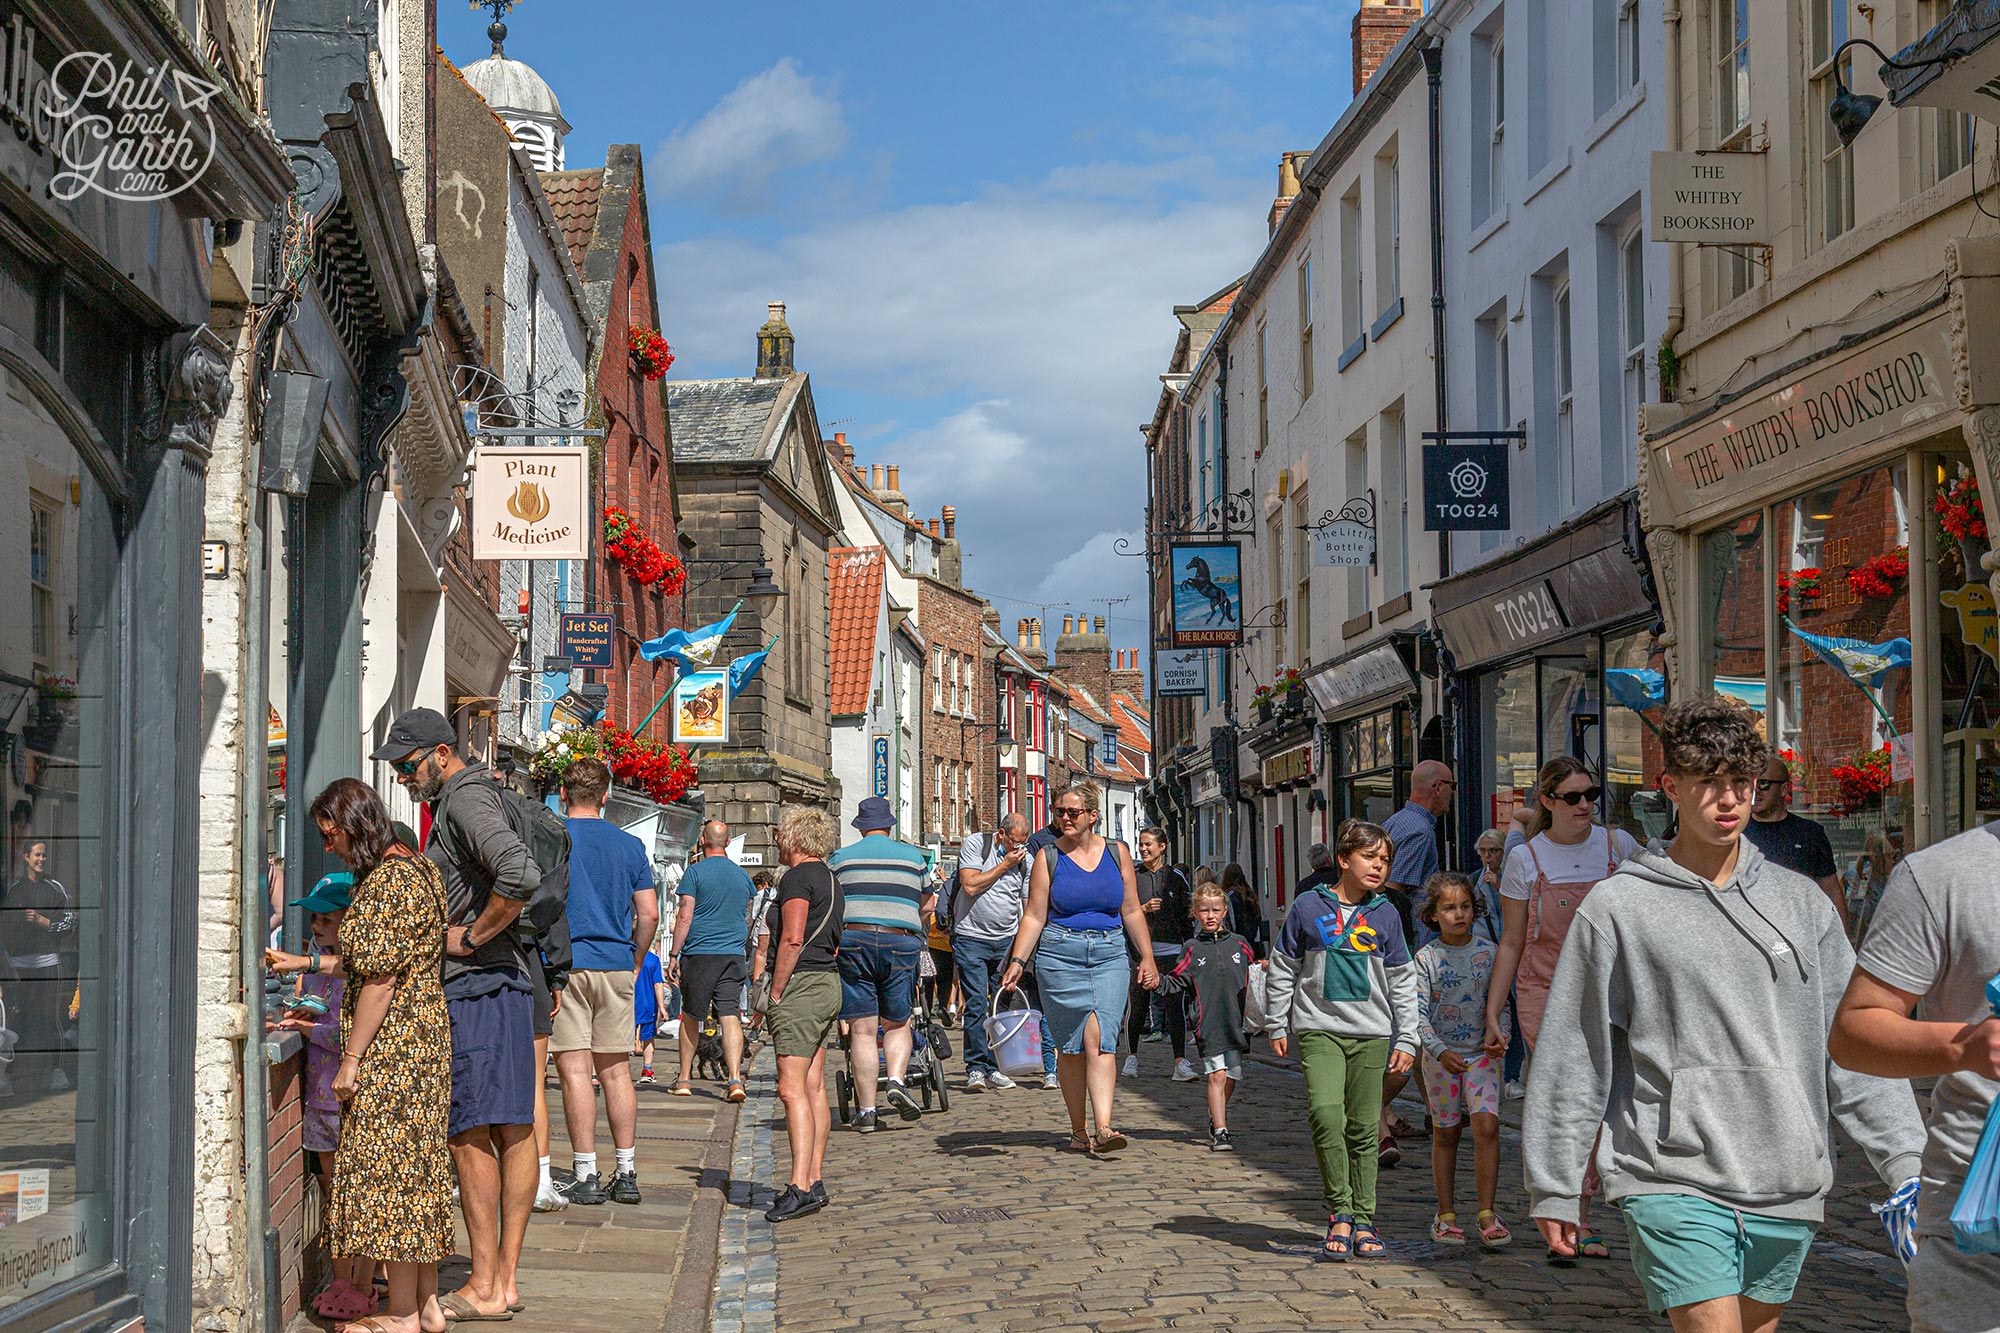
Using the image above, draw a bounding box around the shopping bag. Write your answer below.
[1243,961,1270,1037]
[1948,972,2000,1254]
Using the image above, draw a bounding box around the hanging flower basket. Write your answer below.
[1847,547,1909,600]
[530,721,698,806]
[628,326,675,381]
[1936,467,1991,572]
[1829,743,1893,816]
[603,505,687,593]
[1775,567,1824,616]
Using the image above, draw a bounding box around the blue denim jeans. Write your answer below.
[953,933,1055,1075]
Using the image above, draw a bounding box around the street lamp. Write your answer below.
[1825,37,1958,146]
[684,549,787,617]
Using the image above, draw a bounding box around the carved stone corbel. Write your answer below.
[1960,406,2000,605]
[138,325,236,461]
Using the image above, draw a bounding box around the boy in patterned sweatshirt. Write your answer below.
[1155,881,1256,1151]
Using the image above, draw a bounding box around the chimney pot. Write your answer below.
[941,504,956,537]
[1093,615,1106,634]
[835,432,846,445]
[871,464,884,490]
[1031,621,1042,650]
[1062,614,1075,635]
[928,518,940,536]
[886,465,900,492]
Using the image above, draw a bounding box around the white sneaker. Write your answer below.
[1041,1072,1060,1090]
[1172,1058,1198,1082]
[1504,1079,1526,1101]
[533,1181,570,1212]
[1121,1055,1139,1077]
[964,1069,988,1092]
[985,1071,1017,1090]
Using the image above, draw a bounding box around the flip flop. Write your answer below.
[1091,1129,1129,1154]
[338,1318,399,1333]
[439,1293,513,1322]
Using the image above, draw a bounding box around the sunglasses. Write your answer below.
[1053,807,1091,821]
[392,753,430,777]
[1755,778,1785,791]
[1551,786,1604,806]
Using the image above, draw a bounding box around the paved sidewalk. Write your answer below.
[720,1041,1913,1331]
[443,1061,740,1333]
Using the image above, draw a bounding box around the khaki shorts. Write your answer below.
[766,970,841,1059]
[550,968,636,1054]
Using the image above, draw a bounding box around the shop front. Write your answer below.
[1430,494,1665,856]
[1242,703,1316,921]
[1642,293,1997,917]
[1306,639,1422,829]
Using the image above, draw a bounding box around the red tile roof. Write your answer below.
[829,546,886,717]
[539,168,604,272]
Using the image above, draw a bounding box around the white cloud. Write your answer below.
[658,161,1269,654]
[655,59,848,214]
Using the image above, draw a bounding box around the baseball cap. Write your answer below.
[370,707,458,762]
[290,871,355,914]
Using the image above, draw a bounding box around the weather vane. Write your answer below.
[473,0,517,55]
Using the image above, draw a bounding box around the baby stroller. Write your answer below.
[834,995,953,1125]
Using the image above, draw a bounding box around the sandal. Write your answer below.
[1064,1129,1093,1153]
[1430,1212,1465,1245]
[1351,1223,1388,1258]
[670,1080,693,1097]
[725,1078,746,1103]
[1319,1213,1354,1262]
[1091,1129,1129,1154]
[315,1279,378,1322]
[1578,1233,1611,1260]
[1478,1210,1513,1248]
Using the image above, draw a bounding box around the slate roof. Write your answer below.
[539,168,603,272]
[829,547,887,716]
[665,378,790,462]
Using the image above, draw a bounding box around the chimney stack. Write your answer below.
[879,463,907,516]
[756,300,795,378]
[1353,0,1423,96]
[1108,648,1146,702]
[1269,151,1304,236]
[941,505,956,537]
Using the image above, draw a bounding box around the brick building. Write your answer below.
[667,305,840,862]
[542,146,683,739]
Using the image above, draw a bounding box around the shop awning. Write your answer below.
[1884,0,2000,124]
[1427,493,1655,672]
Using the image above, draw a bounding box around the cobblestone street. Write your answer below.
[714,1043,1913,1332]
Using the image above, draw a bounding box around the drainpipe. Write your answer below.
[242,486,272,1330]
[1424,40,1449,581]
[1662,0,1685,387]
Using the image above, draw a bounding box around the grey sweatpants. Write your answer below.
[1908,1238,2000,1333]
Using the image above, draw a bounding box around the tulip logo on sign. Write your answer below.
[506,481,551,525]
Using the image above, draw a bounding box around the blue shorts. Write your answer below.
[446,974,536,1138]
[1622,1194,1817,1315]
[837,928,922,1022]
[637,1020,657,1043]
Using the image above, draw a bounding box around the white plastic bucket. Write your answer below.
[983,987,1044,1079]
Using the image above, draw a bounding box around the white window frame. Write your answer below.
[1554,278,1576,515]
[29,493,57,668]
[1617,0,1641,97]
[1715,0,1750,142]
[1298,255,1315,399]
[1256,323,1269,455]
[1619,222,1647,488]
[1807,0,1853,246]
[1490,37,1507,192]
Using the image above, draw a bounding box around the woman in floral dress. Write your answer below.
[308,778,453,1333]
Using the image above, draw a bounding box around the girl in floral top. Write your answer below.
[1414,873,1511,1249]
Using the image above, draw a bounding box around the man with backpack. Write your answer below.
[377,708,562,1323]
[553,757,657,1204]
[951,814,1056,1091]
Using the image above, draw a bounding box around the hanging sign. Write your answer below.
[872,735,890,797]
[670,667,729,744]
[1155,647,1208,697]
[558,613,615,669]
[470,446,590,560]
[1421,440,1511,531]
[1311,520,1376,567]
[1649,151,1771,243]
[1169,542,1243,647]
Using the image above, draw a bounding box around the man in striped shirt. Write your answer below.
[830,796,936,1130]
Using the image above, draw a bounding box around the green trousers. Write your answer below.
[1298,1031,1389,1224]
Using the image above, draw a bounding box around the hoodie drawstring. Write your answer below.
[1739,884,1812,984]
[1701,883,1780,982]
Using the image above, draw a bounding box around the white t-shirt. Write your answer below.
[1499,826,1640,901]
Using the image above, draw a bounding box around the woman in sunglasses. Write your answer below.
[1482,757,1639,1260]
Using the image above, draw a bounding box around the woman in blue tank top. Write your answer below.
[999,781,1157,1155]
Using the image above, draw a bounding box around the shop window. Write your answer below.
[1932,457,2000,842]
[1334,707,1408,825]
[1540,652,1600,776]
[3,363,119,1313]
[1699,509,1767,720]
[1478,661,1539,831]
[1774,464,1912,920]
[1604,626,1672,844]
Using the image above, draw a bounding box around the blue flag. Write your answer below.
[728,637,775,699]
[1784,622,1912,688]
[1605,668,1667,713]
[639,601,740,671]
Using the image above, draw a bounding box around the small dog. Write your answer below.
[693,1014,727,1081]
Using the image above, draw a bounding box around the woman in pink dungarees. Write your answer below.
[1482,757,1639,1261]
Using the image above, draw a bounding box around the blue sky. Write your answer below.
[443,1,1368,662]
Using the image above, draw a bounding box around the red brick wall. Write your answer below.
[1353,6,1423,94]
[267,1053,323,1331]
[920,576,990,843]
[592,157,682,741]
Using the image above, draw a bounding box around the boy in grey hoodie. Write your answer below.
[1523,700,1925,1329]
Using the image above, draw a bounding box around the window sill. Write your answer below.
[1370,297,1405,343]
[1341,611,1373,638]
[1337,332,1368,373]
[1376,591,1413,621]
[1585,80,1647,151]
[1468,206,1509,253]
[1523,148,1573,206]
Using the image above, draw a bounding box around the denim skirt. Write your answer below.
[1033,924,1131,1055]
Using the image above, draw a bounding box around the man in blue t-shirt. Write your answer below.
[666,819,756,1099]
[552,758,658,1205]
